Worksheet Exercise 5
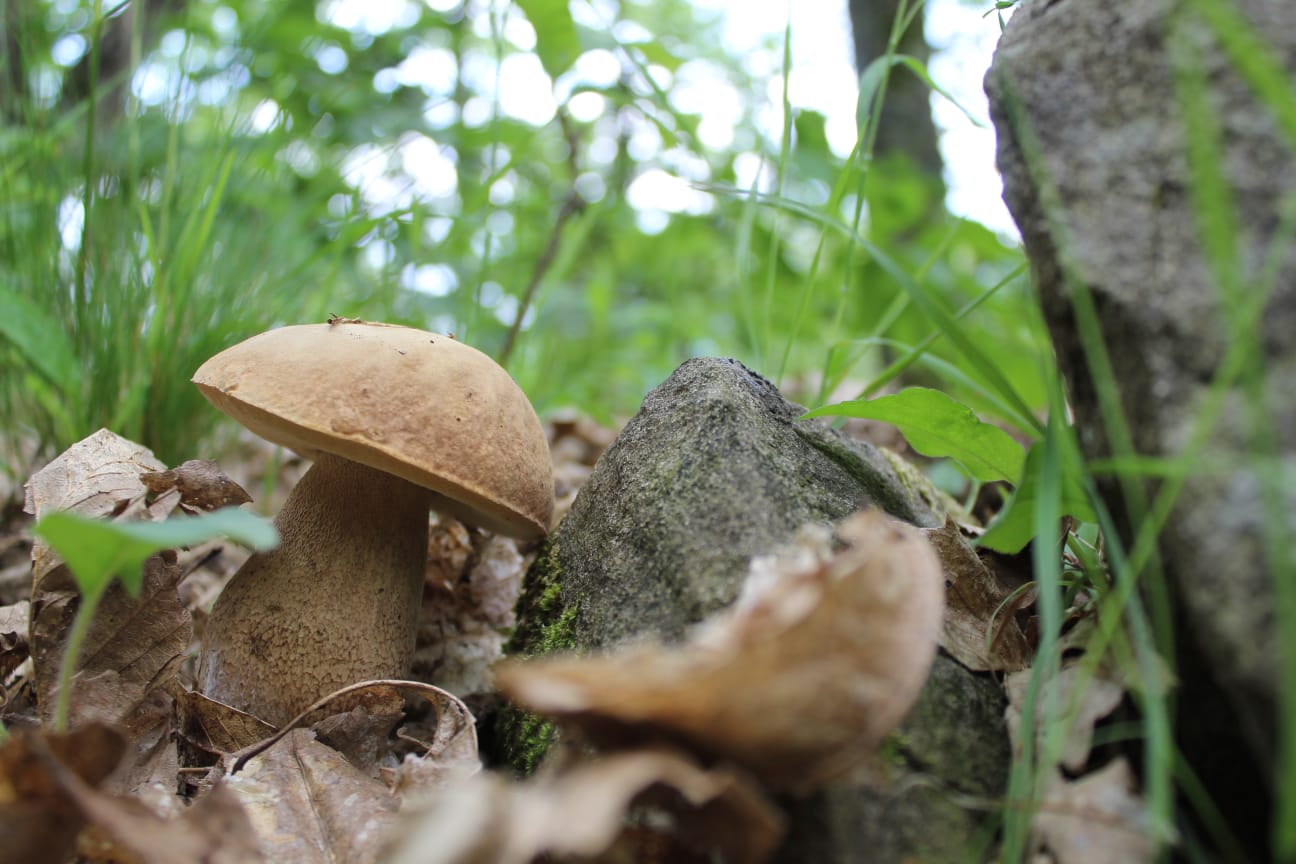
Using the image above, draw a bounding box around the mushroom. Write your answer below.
[192,322,553,725]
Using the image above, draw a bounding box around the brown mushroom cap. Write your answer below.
[192,322,553,538]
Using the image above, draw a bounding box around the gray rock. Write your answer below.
[501,357,1009,862]
[986,0,1295,776]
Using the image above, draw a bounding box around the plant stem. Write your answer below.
[52,584,105,731]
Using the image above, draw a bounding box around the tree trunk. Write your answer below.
[848,0,944,184]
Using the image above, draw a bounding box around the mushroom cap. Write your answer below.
[193,322,554,539]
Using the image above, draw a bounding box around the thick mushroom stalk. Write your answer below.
[199,453,432,725]
[191,322,553,726]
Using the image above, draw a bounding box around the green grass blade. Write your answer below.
[0,286,80,393]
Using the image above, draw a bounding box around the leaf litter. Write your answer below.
[0,420,1157,862]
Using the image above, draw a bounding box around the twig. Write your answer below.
[227,678,462,774]
[498,194,584,368]
[498,109,587,369]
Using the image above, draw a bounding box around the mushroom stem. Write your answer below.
[199,453,433,726]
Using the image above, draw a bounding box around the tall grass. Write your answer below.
[0,5,406,470]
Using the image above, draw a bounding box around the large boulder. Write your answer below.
[498,357,1009,862]
[985,0,1292,818]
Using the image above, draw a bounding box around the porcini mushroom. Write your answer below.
[193,322,553,725]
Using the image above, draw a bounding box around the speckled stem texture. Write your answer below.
[200,453,432,726]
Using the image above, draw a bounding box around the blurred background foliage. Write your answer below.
[0,0,1043,469]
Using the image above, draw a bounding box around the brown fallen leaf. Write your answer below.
[140,459,253,513]
[381,747,783,864]
[213,679,479,799]
[311,687,407,776]
[31,552,191,735]
[225,728,399,864]
[1034,758,1157,863]
[496,508,945,792]
[382,687,481,795]
[0,724,125,864]
[1,723,259,864]
[415,524,530,704]
[74,781,263,864]
[23,430,198,804]
[0,600,30,681]
[924,518,1032,672]
[24,429,167,582]
[177,689,278,759]
[1005,663,1125,773]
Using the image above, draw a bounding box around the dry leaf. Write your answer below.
[924,518,1032,672]
[31,552,191,733]
[1034,758,1157,863]
[415,524,529,702]
[24,429,166,582]
[381,748,783,864]
[382,686,481,795]
[225,728,399,864]
[1005,663,1125,773]
[496,508,945,792]
[312,688,407,775]
[140,459,253,513]
[0,724,125,864]
[546,412,614,525]
[0,600,30,681]
[177,689,278,758]
[0,723,259,864]
[22,430,195,803]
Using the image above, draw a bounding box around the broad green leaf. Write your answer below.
[805,387,1026,483]
[514,0,580,80]
[0,286,80,394]
[979,440,1097,553]
[35,508,279,597]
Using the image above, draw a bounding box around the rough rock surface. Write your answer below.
[500,357,1009,862]
[985,0,1293,800]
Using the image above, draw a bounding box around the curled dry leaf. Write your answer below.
[311,688,407,776]
[381,747,783,864]
[1034,758,1157,864]
[382,686,481,795]
[496,508,945,792]
[225,728,399,864]
[923,518,1032,672]
[212,679,479,806]
[140,459,254,513]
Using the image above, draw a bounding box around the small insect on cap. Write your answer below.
[192,321,554,539]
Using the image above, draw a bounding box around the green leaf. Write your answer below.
[978,440,1097,554]
[805,387,1026,483]
[0,286,80,394]
[514,0,580,80]
[35,508,279,598]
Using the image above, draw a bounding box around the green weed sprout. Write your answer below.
[32,508,279,731]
